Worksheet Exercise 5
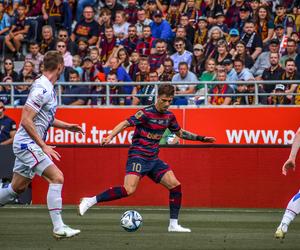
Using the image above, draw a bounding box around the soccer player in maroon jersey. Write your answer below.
[79,84,216,232]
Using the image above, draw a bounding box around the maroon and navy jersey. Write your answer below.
[127,105,181,159]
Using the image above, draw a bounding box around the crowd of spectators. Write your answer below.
[0,0,300,106]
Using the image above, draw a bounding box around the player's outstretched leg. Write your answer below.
[79,186,128,216]
[0,183,18,207]
[43,165,80,239]
[78,175,139,216]
[160,170,191,232]
[275,191,300,239]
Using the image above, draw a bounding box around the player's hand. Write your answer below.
[202,137,216,143]
[67,124,84,134]
[42,145,61,161]
[282,158,296,176]
[101,136,112,146]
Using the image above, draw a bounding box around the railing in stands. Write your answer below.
[0,80,299,107]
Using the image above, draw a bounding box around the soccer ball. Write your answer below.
[120,210,142,232]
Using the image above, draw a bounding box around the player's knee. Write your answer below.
[11,184,27,194]
[50,172,64,184]
[124,185,136,196]
[169,181,181,190]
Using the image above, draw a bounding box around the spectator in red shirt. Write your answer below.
[99,26,116,63]
[136,25,156,56]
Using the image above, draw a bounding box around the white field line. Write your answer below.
[2,206,283,213]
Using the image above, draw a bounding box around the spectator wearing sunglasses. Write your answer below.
[56,41,73,67]
[57,28,78,56]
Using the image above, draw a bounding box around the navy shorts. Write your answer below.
[126,157,171,183]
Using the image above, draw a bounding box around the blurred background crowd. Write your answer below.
[0,0,299,106]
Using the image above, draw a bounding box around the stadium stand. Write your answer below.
[0,0,300,106]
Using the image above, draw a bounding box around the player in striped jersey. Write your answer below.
[79,84,216,232]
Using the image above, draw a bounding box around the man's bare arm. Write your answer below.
[53,118,84,133]
[101,120,131,145]
[282,127,300,175]
[175,129,216,143]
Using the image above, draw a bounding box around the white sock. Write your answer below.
[47,184,64,231]
[0,184,17,206]
[90,196,97,206]
[279,192,300,228]
[169,219,178,227]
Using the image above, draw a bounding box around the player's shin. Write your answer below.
[96,186,128,203]
[280,192,300,228]
[47,183,64,231]
[169,184,182,227]
[0,183,17,206]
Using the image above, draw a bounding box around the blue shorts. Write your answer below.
[126,157,171,183]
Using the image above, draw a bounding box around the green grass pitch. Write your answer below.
[1,206,300,250]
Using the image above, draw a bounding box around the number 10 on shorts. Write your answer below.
[132,163,142,172]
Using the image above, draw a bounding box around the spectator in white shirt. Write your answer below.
[113,10,130,41]
[172,62,197,105]
[170,37,193,73]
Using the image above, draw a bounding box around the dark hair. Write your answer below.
[149,70,158,76]
[18,3,26,8]
[245,19,255,25]
[69,68,80,77]
[164,57,174,66]
[105,26,113,31]
[3,57,14,72]
[24,75,34,81]
[100,8,111,16]
[174,37,185,44]
[143,25,151,31]
[287,38,296,45]
[234,58,245,65]
[107,71,118,80]
[128,24,136,29]
[29,40,39,47]
[155,39,166,45]
[117,48,130,67]
[43,51,64,71]
[285,58,295,66]
[58,28,68,34]
[178,61,188,68]
[83,5,95,13]
[158,84,175,97]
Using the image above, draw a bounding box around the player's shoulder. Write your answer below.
[143,105,155,113]
[31,76,51,94]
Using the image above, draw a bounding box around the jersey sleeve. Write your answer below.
[26,87,50,113]
[127,109,148,126]
[168,114,181,132]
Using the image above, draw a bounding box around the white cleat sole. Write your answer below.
[53,231,80,240]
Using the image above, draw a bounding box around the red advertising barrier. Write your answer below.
[6,107,300,145]
[32,146,300,208]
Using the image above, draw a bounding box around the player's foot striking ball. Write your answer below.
[79,84,216,232]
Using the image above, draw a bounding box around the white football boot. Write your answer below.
[168,224,191,232]
[78,197,95,216]
[53,225,81,239]
[274,223,288,239]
